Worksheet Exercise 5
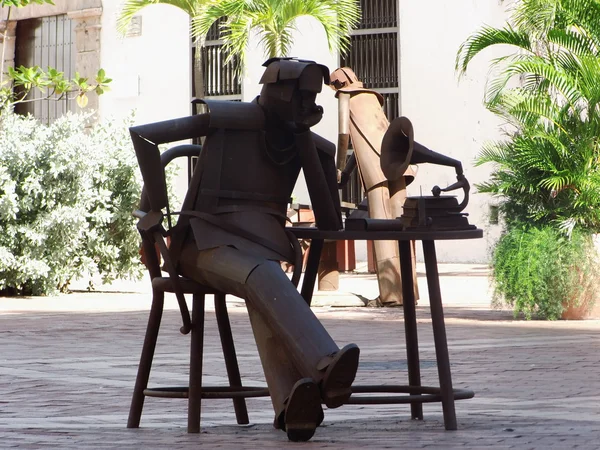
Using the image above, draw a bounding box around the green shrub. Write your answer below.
[0,112,143,295]
[492,225,599,319]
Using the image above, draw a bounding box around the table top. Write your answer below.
[288,226,483,241]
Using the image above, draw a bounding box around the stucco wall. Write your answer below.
[2,1,516,263]
[398,0,513,262]
[4,0,102,20]
[98,1,191,125]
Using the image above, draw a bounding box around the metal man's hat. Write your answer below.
[260,57,330,102]
[330,67,384,105]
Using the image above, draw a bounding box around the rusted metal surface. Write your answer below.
[331,67,418,307]
[128,147,270,433]
[381,116,474,231]
[130,58,359,441]
[317,241,340,291]
[290,227,480,430]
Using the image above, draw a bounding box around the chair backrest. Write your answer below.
[139,144,202,226]
[137,145,202,279]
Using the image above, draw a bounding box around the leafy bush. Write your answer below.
[1,0,111,114]
[0,112,143,295]
[457,0,600,319]
[492,224,599,319]
[457,0,600,235]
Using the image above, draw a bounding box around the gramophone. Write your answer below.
[380,117,475,231]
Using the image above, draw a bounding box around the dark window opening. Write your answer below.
[14,15,76,123]
[192,17,241,98]
[340,33,398,90]
[340,2,400,206]
[357,0,397,29]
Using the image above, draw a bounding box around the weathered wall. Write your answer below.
[1,0,104,112]
[398,0,513,262]
[98,1,191,125]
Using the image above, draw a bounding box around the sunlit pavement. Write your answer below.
[1,264,599,449]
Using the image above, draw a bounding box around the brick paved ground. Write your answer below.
[1,265,599,449]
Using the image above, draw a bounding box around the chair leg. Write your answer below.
[214,293,250,425]
[188,293,205,433]
[128,290,165,428]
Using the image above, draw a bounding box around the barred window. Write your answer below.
[14,15,76,123]
[192,18,241,99]
[339,1,400,205]
[340,32,398,90]
[357,0,397,29]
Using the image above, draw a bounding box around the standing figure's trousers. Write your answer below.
[179,243,340,419]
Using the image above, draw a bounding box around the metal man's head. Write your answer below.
[258,57,330,129]
[329,66,384,105]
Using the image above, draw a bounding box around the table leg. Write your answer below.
[301,238,324,306]
[422,240,457,431]
[399,240,423,420]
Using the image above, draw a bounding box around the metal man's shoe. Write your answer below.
[320,343,360,408]
[282,378,322,442]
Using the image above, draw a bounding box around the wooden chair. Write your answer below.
[127,144,294,433]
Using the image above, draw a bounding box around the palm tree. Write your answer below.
[455,0,600,319]
[455,0,600,233]
[191,0,359,66]
[118,0,360,90]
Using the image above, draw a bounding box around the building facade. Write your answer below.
[0,0,512,262]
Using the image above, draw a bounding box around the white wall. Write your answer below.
[96,1,515,263]
[99,1,193,201]
[99,1,191,125]
[398,0,513,262]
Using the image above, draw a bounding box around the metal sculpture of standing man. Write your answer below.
[130,58,360,442]
[330,67,419,307]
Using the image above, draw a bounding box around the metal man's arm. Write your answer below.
[336,92,351,177]
[336,92,357,188]
[129,114,210,212]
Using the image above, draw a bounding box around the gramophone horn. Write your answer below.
[380,116,414,182]
[381,117,464,176]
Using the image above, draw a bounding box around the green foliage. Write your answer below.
[0,1,111,114]
[458,0,600,319]
[492,225,599,319]
[1,66,112,113]
[458,0,600,234]
[117,0,361,68]
[0,112,143,295]
[1,0,54,6]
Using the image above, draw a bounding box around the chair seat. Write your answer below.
[151,276,221,295]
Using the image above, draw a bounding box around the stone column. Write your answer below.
[67,7,102,112]
[0,20,17,81]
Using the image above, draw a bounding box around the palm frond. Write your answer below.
[456,26,532,75]
[548,28,598,57]
[117,0,201,36]
[192,0,359,68]
[561,0,600,49]
[513,0,560,36]
[496,58,582,111]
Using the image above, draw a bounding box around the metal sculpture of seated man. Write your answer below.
[129,57,360,442]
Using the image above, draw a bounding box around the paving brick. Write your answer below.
[0,265,599,449]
